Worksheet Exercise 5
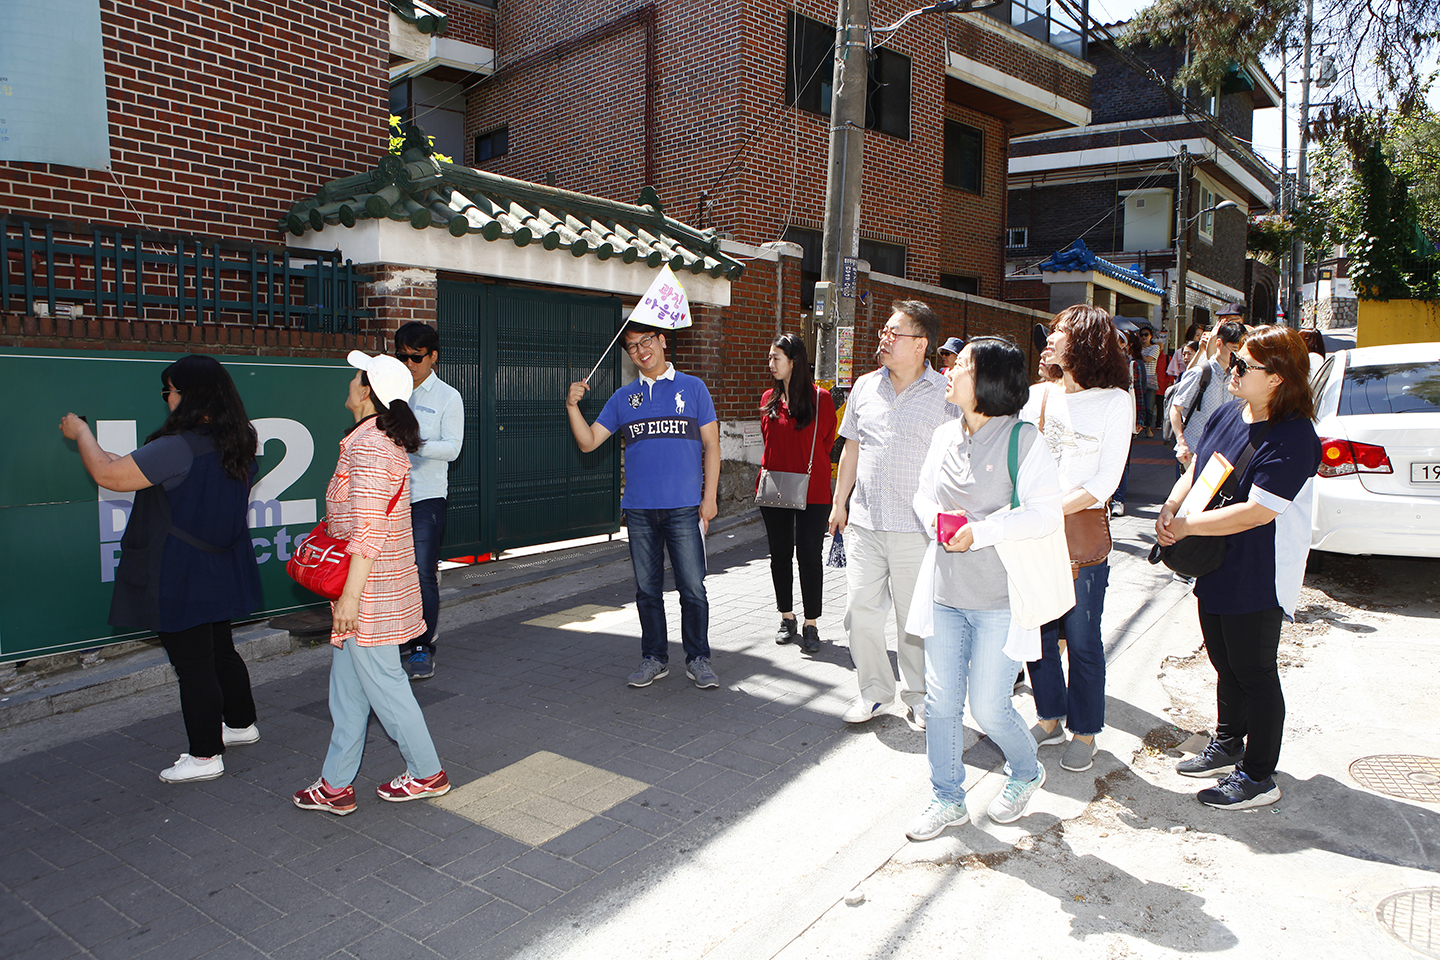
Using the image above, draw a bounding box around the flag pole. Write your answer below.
[584,324,628,384]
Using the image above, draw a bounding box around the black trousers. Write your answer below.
[759,504,830,621]
[157,620,257,758]
[1197,600,1285,781]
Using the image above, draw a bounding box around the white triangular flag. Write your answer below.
[629,266,691,330]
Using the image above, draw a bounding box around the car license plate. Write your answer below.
[1412,462,1440,483]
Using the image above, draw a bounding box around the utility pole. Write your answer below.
[815,0,870,382]
[1175,145,1191,334]
[1289,0,1313,329]
[1279,54,1290,324]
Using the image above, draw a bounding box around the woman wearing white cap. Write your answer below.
[293,351,450,815]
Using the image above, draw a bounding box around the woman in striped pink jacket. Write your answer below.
[292,351,451,816]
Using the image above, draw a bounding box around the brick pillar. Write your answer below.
[356,265,439,341]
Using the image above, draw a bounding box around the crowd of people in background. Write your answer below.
[60,302,1327,834]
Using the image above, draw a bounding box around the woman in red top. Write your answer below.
[758,334,837,654]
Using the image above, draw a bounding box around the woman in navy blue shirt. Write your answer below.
[1155,326,1322,810]
[61,355,262,785]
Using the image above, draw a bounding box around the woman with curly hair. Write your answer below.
[1021,305,1134,774]
[60,354,263,783]
[1156,326,1321,808]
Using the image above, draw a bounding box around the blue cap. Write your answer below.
[939,336,964,355]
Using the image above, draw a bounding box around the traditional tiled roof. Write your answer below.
[390,0,447,35]
[282,135,744,281]
[1038,240,1164,296]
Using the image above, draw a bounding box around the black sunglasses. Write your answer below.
[394,350,430,364]
[1228,354,1269,377]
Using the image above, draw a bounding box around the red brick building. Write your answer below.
[4,0,1094,554]
[390,0,1093,484]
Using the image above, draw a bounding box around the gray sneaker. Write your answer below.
[686,657,719,689]
[905,799,969,841]
[1033,722,1066,747]
[626,657,669,688]
[1061,736,1098,772]
[987,765,1046,823]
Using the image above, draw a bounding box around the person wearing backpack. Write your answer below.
[1170,321,1245,479]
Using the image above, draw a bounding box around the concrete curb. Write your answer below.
[0,511,768,730]
[0,624,303,729]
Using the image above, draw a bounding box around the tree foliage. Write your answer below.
[1120,0,1440,116]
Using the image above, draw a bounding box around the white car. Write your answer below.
[1309,342,1440,558]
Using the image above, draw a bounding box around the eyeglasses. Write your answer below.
[1228,354,1269,377]
[161,388,180,401]
[394,350,430,364]
[878,325,924,341]
[623,333,659,356]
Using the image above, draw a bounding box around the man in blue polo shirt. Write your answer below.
[567,322,721,690]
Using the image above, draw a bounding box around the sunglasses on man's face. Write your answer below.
[394,350,431,364]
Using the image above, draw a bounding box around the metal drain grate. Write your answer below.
[1349,755,1440,803]
[1377,888,1440,958]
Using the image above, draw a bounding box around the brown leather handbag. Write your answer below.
[1039,386,1113,577]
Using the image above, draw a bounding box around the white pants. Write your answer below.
[844,524,929,709]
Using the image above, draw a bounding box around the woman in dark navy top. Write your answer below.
[758,334,836,654]
[1155,326,1322,810]
[62,355,262,785]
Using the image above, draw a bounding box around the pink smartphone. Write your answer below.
[936,511,968,543]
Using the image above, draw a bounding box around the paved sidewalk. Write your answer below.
[8,436,1433,959]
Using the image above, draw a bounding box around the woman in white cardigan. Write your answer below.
[904,337,1064,842]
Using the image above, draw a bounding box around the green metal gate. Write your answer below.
[437,280,623,556]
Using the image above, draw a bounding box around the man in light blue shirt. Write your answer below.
[394,322,465,680]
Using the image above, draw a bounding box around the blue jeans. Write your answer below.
[405,498,446,651]
[1028,560,1109,735]
[1113,461,1130,505]
[626,506,709,664]
[926,604,1038,805]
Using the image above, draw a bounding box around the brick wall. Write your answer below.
[0,0,388,246]
[667,246,1049,428]
[0,310,388,356]
[432,0,497,49]
[457,0,1088,295]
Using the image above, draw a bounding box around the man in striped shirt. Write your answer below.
[829,301,958,728]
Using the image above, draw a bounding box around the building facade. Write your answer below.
[1004,36,1281,340]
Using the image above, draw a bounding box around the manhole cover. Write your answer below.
[1349,755,1440,803]
[1377,888,1440,958]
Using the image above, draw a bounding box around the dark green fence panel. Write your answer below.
[434,280,623,556]
[485,285,623,551]
[0,348,351,662]
[436,280,484,557]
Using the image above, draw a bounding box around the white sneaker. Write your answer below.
[222,723,260,746]
[842,698,886,724]
[1110,501,1125,517]
[159,754,224,783]
[987,765,1047,823]
[908,703,926,730]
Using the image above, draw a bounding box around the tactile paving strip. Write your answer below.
[1377,888,1440,958]
[1349,755,1440,803]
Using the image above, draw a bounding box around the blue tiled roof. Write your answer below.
[1038,240,1164,296]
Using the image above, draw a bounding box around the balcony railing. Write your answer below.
[1,215,371,332]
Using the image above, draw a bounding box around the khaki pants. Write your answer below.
[843,524,929,709]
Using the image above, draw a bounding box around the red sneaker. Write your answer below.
[293,778,357,816]
[376,769,450,802]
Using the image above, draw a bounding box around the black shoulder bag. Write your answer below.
[1147,421,1273,579]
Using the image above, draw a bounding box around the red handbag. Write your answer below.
[287,487,403,600]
